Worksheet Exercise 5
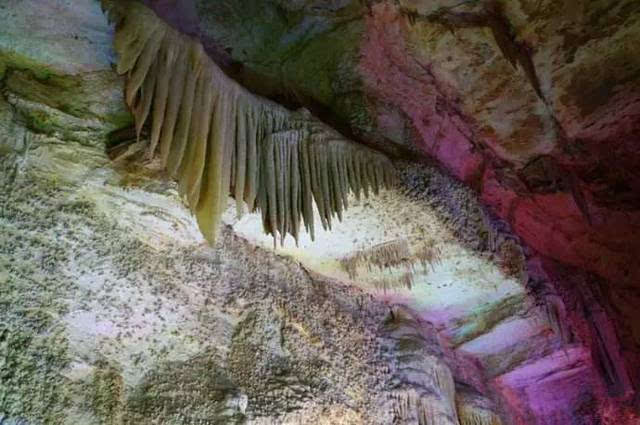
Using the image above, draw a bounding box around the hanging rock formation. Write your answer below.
[102,0,395,245]
[1,0,639,424]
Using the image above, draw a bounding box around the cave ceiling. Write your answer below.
[0,0,639,424]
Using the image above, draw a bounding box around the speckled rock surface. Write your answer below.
[0,4,492,424]
[188,1,640,422]
[0,90,400,423]
[194,0,640,279]
[1,1,639,424]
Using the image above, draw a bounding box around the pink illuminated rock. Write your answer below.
[359,3,484,183]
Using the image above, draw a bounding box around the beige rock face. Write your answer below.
[0,3,503,424]
[0,98,397,423]
[1,1,639,424]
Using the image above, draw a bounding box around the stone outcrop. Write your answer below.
[1,0,639,424]
[0,3,486,423]
[187,0,640,422]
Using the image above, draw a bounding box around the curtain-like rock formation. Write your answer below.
[2,0,639,424]
[381,306,460,425]
[102,0,395,245]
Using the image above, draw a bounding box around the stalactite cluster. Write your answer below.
[385,307,459,425]
[340,238,442,289]
[392,389,456,425]
[101,0,395,244]
[371,271,416,292]
[341,239,413,279]
[456,394,502,425]
[414,241,443,272]
[457,409,502,425]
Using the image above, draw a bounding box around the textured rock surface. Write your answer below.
[195,0,640,287]
[0,81,397,423]
[189,0,640,422]
[1,0,639,424]
[0,3,497,424]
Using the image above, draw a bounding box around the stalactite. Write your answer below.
[391,354,459,424]
[456,395,502,425]
[340,239,442,289]
[370,271,415,292]
[341,239,413,279]
[383,307,459,425]
[457,409,502,425]
[391,390,458,425]
[414,241,443,272]
[102,0,396,244]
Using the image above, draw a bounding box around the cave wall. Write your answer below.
[1,0,639,424]
[0,1,501,424]
[188,0,640,420]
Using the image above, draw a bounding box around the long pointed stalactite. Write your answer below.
[102,0,396,244]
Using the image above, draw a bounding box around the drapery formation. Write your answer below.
[385,308,460,425]
[456,392,502,425]
[102,0,395,244]
[340,238,443,290]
